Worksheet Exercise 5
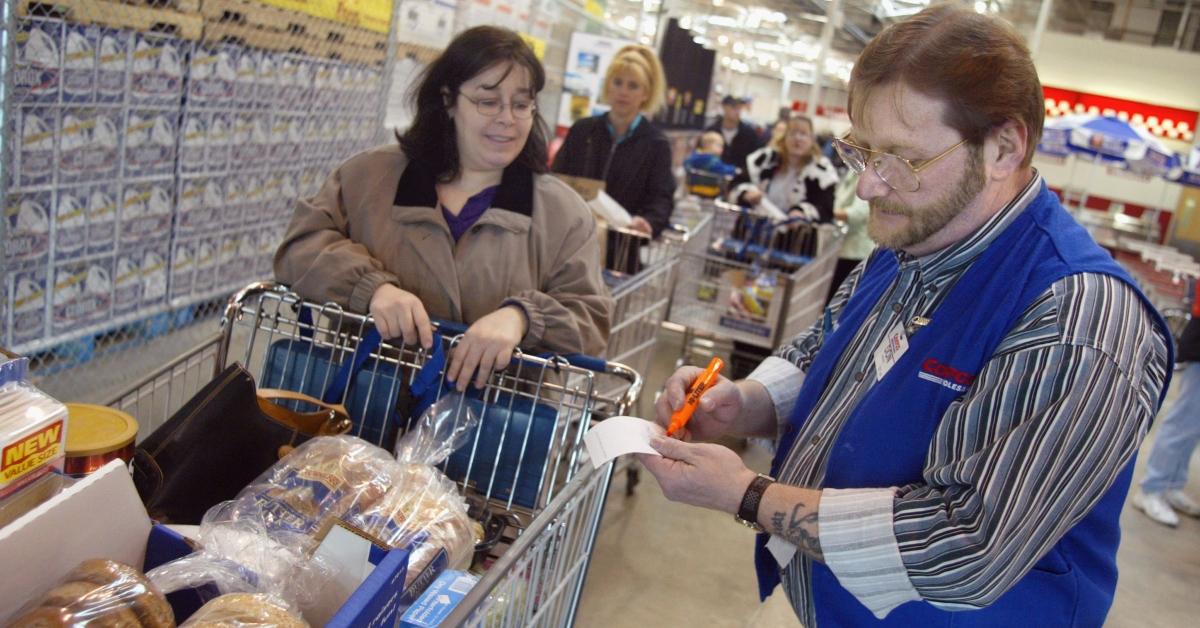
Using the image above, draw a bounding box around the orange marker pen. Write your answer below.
[666,357,725,437]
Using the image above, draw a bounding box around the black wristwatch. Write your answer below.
[735,473,775,532]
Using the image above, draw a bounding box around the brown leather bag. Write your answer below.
[131,363,352,524]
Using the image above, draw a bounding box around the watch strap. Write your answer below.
[736,474,775,531]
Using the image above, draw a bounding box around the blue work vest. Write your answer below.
[755,183,1172,626]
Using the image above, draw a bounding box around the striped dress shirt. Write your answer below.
[747,173,1170,624]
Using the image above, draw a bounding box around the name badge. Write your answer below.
[872,322,909,381]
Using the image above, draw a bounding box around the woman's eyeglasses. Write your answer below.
[458,92,537,120]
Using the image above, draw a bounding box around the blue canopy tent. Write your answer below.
[1171,147,1200,188]
[1040,114,1182,176]
[1038,115,1188,244]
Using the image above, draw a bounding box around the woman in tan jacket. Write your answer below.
[275,27,611,391]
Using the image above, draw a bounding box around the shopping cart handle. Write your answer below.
[555,353,608,373]
[431,319,609,373]
[433,320,469,336]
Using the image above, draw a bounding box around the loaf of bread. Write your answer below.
[7,559,174,628]
[353,462,479,583]
[179,593,308,627]
[230,436,399,538]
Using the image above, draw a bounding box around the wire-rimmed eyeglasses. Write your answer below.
[832,134,968,193]
[458,91,537,120]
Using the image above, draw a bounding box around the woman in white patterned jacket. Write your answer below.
[730,114,840,222]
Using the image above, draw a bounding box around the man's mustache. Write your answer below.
[870,201,912,216]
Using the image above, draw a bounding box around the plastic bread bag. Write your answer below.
[145,506,333,613]
[393,392,481,466]
[8,559,175,628]
[339,393,483,580]
[350,462,482,583]
[180,593,309,627]
[224,435,401,538]
[147,436,399,609]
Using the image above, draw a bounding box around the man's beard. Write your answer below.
[867,146,986,251]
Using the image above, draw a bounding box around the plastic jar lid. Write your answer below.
[64,403,138,457]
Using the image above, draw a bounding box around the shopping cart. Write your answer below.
[441,456,610,627]
[683,166,734,200]
[667,201,846,356]
[107,281,643,626]
[600,214,711,400]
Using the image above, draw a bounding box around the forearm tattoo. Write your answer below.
[770,503,823,560]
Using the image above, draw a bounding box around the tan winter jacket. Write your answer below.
[274,144,612,356]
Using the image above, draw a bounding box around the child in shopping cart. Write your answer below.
[684,131,738,178]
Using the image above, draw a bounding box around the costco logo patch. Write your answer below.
[918,358,976,393]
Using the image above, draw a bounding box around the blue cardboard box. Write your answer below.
[146,524,446,625]
[326,547,449,628]
[399,570,482,628]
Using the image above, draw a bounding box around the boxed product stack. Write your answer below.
[172,33,244,305]
[177,0,392,302]
[6,3,203,351]
[7,16,118,347]
[4,0,390,354]
[121,25,190,318]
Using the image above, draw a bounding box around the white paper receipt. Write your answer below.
[583,416,665,468]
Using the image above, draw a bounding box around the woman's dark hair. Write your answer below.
[398,26,549,181]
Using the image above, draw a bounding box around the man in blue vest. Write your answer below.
[639,5,1172,626]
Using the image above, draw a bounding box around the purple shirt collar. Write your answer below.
[441,185,500,241]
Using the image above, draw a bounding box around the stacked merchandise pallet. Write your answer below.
[2,0,392,362]
[5,1,203,354]
[173,0,387,306]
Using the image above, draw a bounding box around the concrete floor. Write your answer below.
[575,329,1200,627]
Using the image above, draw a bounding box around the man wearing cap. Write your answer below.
[640,5,1171,625]
[707,94,764,175]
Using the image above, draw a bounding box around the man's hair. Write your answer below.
[602,44,667,116]
[699,131,724,154]
[847,3,1043,167]
[398,26,548,182]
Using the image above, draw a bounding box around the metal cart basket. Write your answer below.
[667,200,846,351]
[600,212,712,399]
[107,281,643,626]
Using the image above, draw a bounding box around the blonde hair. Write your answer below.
[602,44,666,116]
[699,131,724,154]
[772,115,820,170]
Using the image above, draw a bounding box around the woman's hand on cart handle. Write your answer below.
[447,305,528,392]
[630,216,653,236]
[655,366,743,442]
[369,284,434,349]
